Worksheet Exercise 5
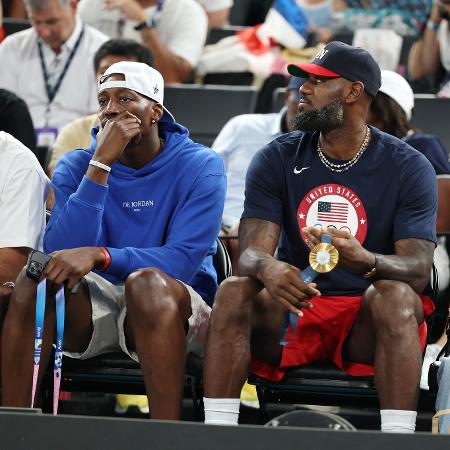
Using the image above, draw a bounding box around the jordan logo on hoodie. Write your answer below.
[122,200,155,212]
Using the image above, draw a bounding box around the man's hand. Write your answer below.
[103,0,147,22]
[0,284,13,302]
[430,1,450,24]
[43,247,105,290]
[259,258,320,316]
[303,226,374,274]
[95,111,141,165]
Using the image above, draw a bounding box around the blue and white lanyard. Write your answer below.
[37,26,85,105]
[279,234,333,346]
[31,279,65,415]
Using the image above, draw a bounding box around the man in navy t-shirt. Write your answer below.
[202,42,437,433]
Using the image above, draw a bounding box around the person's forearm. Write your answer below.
[408,28,441,80]
[370,253,431,294]
[140,29,192,83]
[206,9,230,28]
[8,0,27,19]
[332,0,348,11]
[238,248,275,284]
[44,176,107,252]
[0,248,29,283]
[86,164,110,186]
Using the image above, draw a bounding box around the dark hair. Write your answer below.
[93,39,153,73]
[369,91,413,139]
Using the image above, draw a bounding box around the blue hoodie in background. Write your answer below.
[45,117,227,305]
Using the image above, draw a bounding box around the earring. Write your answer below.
[151,119,156,124]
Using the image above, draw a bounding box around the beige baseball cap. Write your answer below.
[98,61,175,123]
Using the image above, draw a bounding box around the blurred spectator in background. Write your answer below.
[2,0,27,18]
[213,77,303,270]
[244,0,273,26]
[0,2,3,42]
[341,0,432,31]
[77,0,207,84]
[0,89,36,154]
[50,38,153,172]
[0,0,108,146]
[368,70,450,178]
[408,0,450,96]
[197,0,233,28]
[366,69,450,390]
[299,0,347,42]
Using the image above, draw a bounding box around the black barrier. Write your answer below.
[0,411,449,450]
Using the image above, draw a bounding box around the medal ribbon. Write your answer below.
[279,234,333,346]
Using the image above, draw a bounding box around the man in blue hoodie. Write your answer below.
[1,61,227,420]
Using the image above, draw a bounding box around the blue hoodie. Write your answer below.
[45,117,227,305]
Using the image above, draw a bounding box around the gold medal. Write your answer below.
[309,242,339,273]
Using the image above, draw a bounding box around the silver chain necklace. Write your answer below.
[317,126,371,173]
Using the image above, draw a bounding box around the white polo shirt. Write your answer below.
[212,109,286,228]
[0,17,108,131]
[0,132,49,251]
[78,0,207,67]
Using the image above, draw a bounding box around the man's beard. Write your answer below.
[293,96,344,134]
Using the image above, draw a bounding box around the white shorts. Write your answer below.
[64,272,211,362]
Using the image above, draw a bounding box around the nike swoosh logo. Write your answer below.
[294,166,310,174]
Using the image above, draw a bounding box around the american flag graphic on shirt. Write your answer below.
[317,201,348,223]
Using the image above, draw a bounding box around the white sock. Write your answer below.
[380,409,417,433]
[203,397,240,425]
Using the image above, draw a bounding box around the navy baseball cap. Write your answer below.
[287,41,381,97]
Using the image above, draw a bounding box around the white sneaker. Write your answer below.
[420,343,443,390]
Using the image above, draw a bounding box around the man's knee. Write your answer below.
[364,280,423,328]
[214,276,258,308]
[125,268,179,319]
[210,276,259,329]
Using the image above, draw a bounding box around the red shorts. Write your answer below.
[251,294,435,382]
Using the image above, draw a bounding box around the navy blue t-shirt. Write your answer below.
[242,127,437,296]
[404,132,450,176]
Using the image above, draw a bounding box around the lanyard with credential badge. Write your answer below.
[31,279,65,415]
[152,0,164,26]
[37,26,85,120]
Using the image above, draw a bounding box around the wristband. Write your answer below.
[427,19,440,31]
[98,247,111,272]
[363,254,378,279]
[89,159,111,173]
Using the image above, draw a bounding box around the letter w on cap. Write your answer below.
[315,49,328,60]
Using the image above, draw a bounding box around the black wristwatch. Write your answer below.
[134,16,157,31]
[26,250,52,282]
